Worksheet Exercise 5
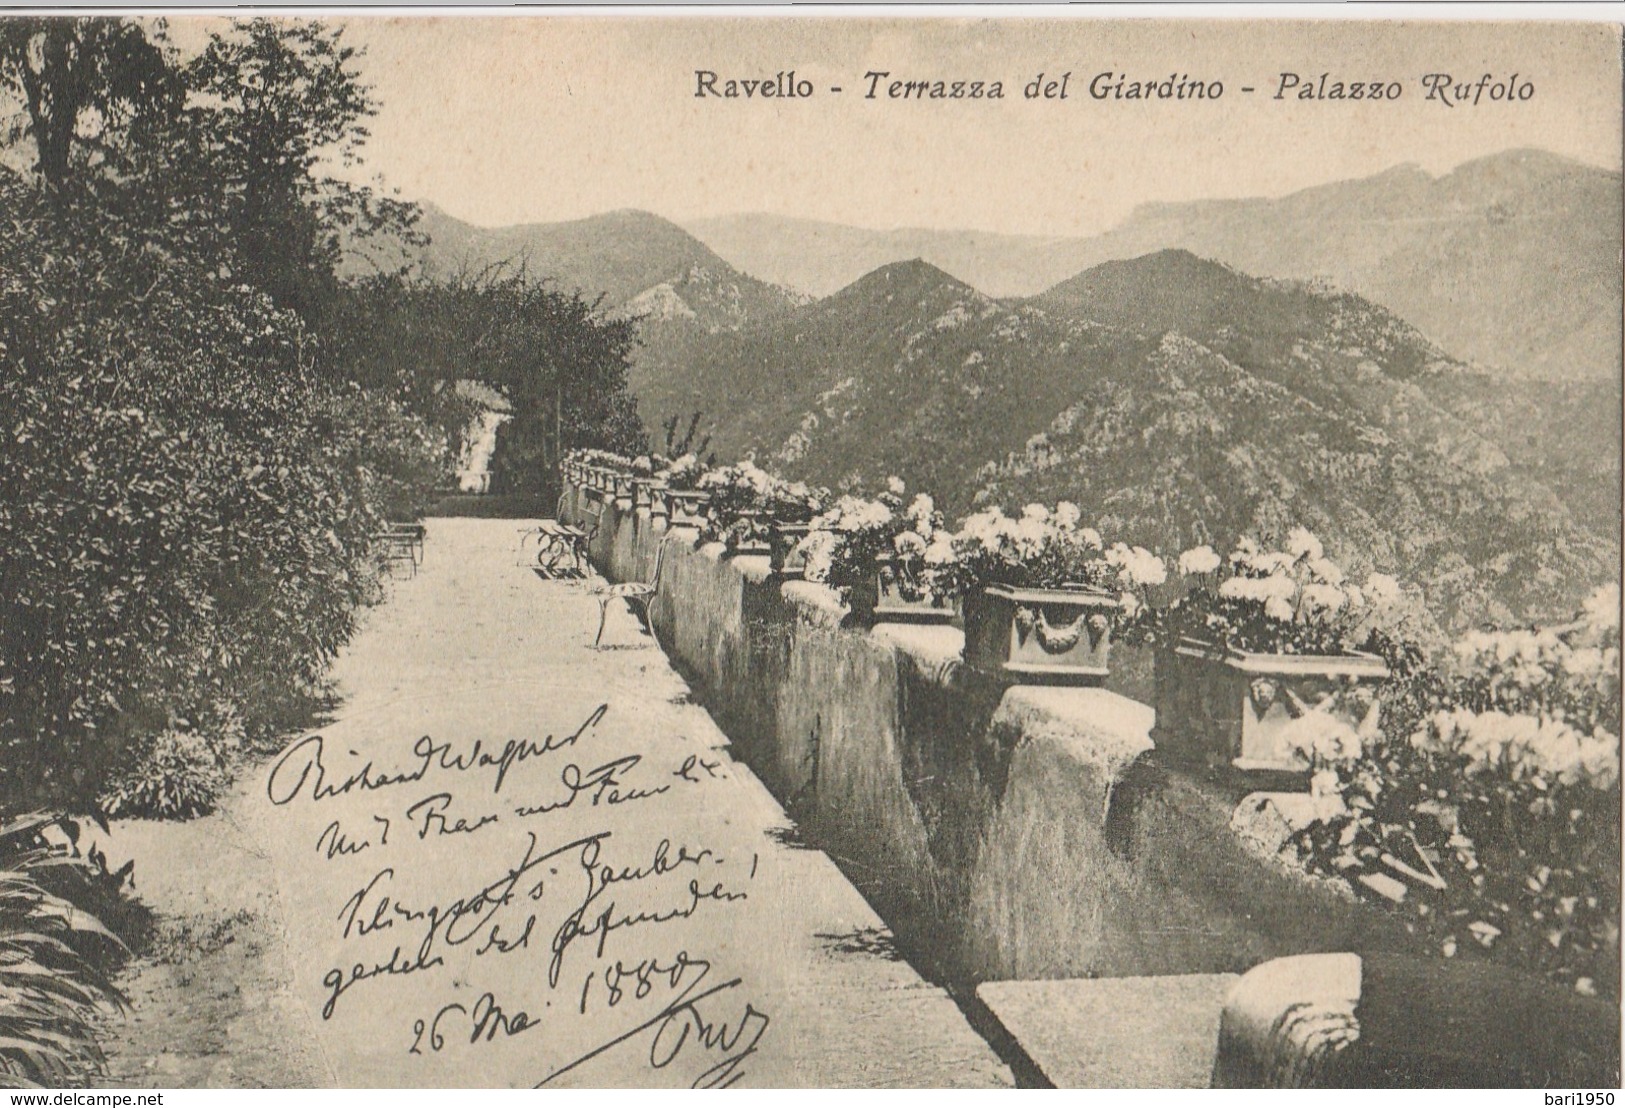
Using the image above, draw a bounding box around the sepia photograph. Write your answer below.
[0,7,1619,1091]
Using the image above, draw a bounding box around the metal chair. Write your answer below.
[591,535,670,646]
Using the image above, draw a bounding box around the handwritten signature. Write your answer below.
[268,703,608,805]
[323,830,606,1018]
[547,834,745,987]
[541,950,770,1089]
[287,702,770,1084]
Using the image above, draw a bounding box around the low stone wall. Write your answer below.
[562,491,1421,985]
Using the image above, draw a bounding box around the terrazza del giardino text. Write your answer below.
[692,69,1536,104]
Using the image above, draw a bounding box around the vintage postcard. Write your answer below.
[0,8,1619,1092]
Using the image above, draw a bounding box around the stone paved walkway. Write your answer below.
[242,518,1010,1088]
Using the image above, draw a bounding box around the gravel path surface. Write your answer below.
[101,517,1009,1089]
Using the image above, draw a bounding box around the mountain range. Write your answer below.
[631,250,1618,632]
[684,149,1622,383]
[388,203,804,334]
[368,147,1621,630]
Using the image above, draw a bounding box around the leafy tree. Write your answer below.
[327,266,647,498]
[0,14,641,818]
[318,273,487,448]
[0,17,417,317]
[465,272,646,497]
[183,18,421,322]
[0,17,180,194]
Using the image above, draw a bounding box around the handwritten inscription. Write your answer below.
[543,954,770,1089]
[267,704,610,805]
[270,701,771,1086]
[411,992,537,1054]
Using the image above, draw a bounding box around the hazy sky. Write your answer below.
[174,14,1622,237]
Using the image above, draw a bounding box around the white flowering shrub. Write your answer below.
[1105,541,1168,635]
[1295,583,1622,998]
[1160,530,1392,655]
[933,502,1148,600]
[801,480,945,602]
[572,447,637,471]
[696,461,825,549]
[657,452,707,491]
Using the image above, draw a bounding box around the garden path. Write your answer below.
[234,517,1010,1088]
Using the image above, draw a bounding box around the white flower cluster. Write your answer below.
[574,447,635,469]
[1177,545,1221,576]
[1218,572,1298,623]
[1281,709,1366,766]
[893,530,927,558]
[888,492,943,564]
[801,479,946,589]
[827,494,895,534]
[1453,628,1568,692]
[697,460,818,508]
[903,491,937,538]
[1106,542,1167,589]
[660,452,706,486]
[697,458,774,496]
[922,528,957,567]
[1449,599,1622,763]
[1413,708,1620,789]
[1582,582,1620,634]
[1191,530,1372,627]
[955,502,1099,565]
[800,528,840,583]
[1285,526,1323,562]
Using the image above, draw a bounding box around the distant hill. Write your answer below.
[358,204,803,335]
[684,213,1069,303]
[682,149,1622,381]
[1046,149,1621,383]
[633,250,1619,632]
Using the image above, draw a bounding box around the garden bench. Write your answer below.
[517,519,590,578]
[376,522,425,577]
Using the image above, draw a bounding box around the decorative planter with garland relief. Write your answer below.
[664,489,711,529]
[1152,636,1389,775]
[844,556,957,627]
[961,584,1119,685]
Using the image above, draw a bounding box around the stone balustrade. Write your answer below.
[559,485,1427,986]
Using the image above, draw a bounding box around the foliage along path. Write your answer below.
[243,518,1010,1088]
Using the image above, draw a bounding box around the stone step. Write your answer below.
[978,973,1237,1088]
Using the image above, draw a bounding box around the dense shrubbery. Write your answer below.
[1296,587,1622,998]
[0,16,463,818]
[101,729,236,822]
[0,179,451,815]
[0,18,646,828]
